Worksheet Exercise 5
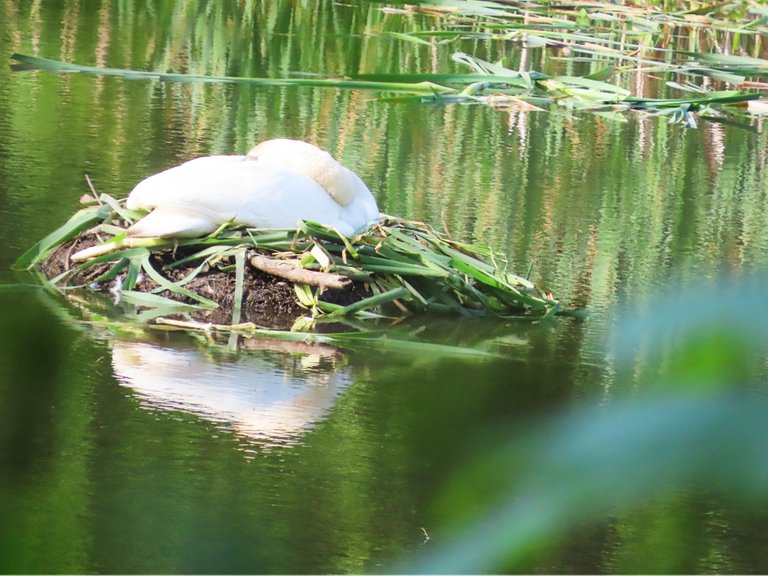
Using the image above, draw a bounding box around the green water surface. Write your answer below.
[1,1,767,573]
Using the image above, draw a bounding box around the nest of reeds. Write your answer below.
[15,193,559,329]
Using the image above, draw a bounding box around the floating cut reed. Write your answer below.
[10,49,763,126]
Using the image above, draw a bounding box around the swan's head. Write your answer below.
[246,139,362,207]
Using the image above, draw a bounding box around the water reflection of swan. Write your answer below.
[126,139,380,238]
[111,339,351,447]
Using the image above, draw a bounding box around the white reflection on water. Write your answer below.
[111,338,351,447]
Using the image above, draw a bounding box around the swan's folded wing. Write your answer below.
[126,156,247,211]
[126,206,219,238]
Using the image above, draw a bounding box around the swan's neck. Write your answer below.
[311,165,356,207]
[247,139,355,207]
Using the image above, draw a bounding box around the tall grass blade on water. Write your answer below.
[10,52,761,125]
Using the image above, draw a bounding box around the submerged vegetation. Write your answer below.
[15,192,557,330]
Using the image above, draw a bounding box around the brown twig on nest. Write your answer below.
[249,255,352,290]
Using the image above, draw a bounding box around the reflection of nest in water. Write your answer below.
[42,233,367,329]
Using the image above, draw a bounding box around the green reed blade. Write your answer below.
[92,258,130,284]
[140,254,218,309]
[121,290,206,311]
[327,331,498,358]
[10,53,456,95]
[98,193,143,224]
[122,254,144,291]
[355,72,532,88]
[13,204,112,270]
[77,246,156,268]
[325,287,411,317]
[232,249,246,325]
[164,244,235,269]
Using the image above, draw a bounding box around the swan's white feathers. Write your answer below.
[125,140,379,238]
[246,139,355,207]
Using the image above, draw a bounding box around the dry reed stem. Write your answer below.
[249,255,352,290]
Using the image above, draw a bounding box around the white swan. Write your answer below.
[125,139,380,238]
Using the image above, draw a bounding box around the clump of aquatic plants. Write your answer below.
[14,192,557,328]
[370,0,768,123]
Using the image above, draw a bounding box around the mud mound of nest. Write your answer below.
[14,194,559,329]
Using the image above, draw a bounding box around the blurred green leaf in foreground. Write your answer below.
[406,277,768,574]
